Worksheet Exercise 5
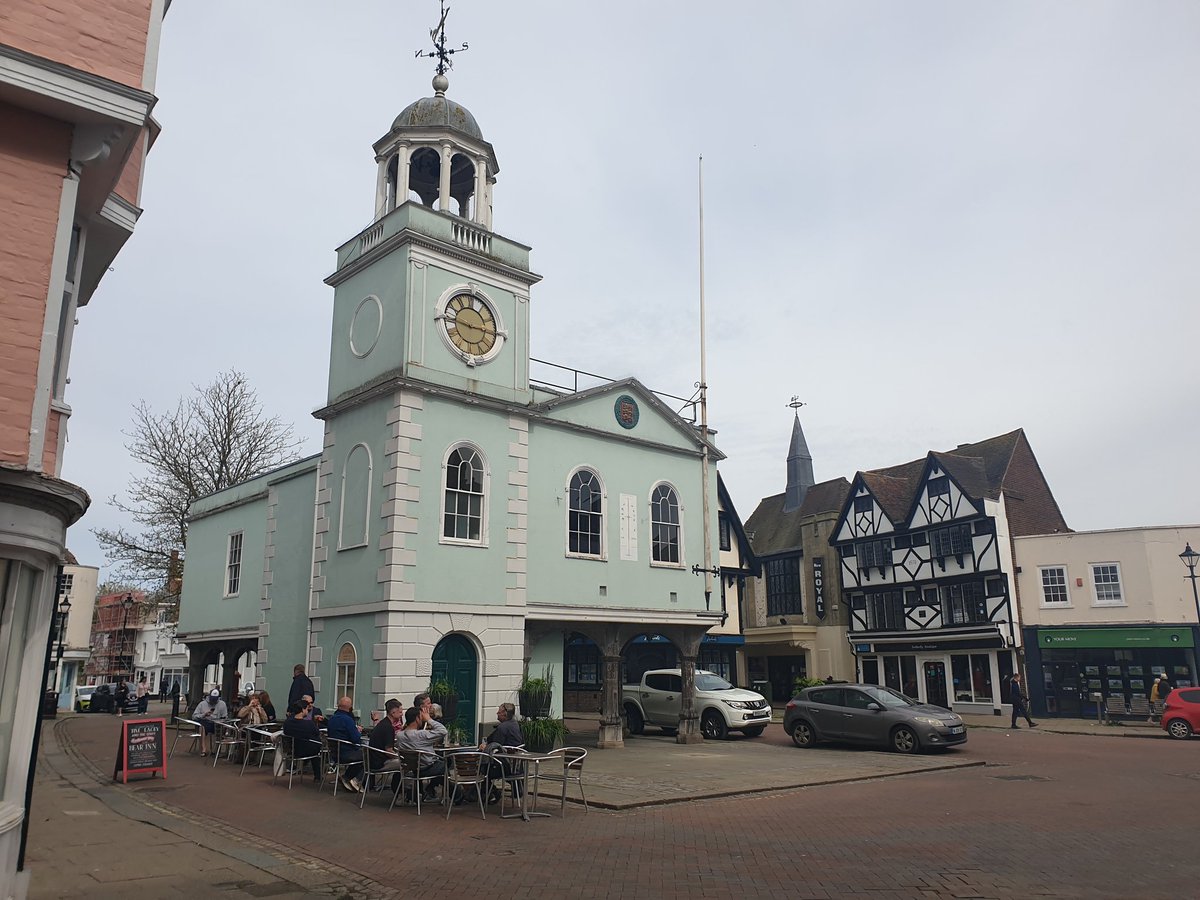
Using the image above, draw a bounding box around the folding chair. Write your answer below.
[321,737,361,796]
[240,724,280,776]
[360,744,401,810]
[536,746,589,813]
[273,734,323,790]
[390,750,442,815]
[212,721,243,767]
[169,717,203,758]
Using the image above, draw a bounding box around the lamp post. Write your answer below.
[121,592,135,683]
[1181,543,1200,626]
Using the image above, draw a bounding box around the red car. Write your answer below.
[1160,687,1200,739]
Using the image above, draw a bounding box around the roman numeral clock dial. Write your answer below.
[438,291,503,365]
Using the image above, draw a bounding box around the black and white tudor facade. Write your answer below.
[831,430,1069,716]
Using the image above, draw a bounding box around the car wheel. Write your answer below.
[701,710,728,740]
[624,705,644,735]
[891,725,919,754]
[790,720,816,748]
[1166,718,1193,740]
[743,726,765,737]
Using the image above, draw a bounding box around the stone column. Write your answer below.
[474,156,487,225]
[438,142,452,212]
[676,653,703,743]
[597,654,624,748]
[374,155,388,219]
[395,143,410,211]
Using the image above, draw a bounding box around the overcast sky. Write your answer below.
[63,1,1200,575]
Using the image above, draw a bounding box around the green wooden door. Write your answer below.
[432,634,477,741]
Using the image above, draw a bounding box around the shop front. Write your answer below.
[1024,625,1197,719]
[853,633,1014,716]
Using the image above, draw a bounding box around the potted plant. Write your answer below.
[519,715,569,753]
[445,721,471,747]
[518,665,554,719]
[428,678,459,723]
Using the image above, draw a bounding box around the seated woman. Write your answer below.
[237,695,269,727]
[281,700,323,782]
[256,690,277,722]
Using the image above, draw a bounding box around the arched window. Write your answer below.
[443,445,486,543]
[568,469,603,557]
[335,643,356,706]
[338,443,372,550]
[650,483,681,564]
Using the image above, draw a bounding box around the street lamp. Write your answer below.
[121,592,135,683]
[1181,543,1200,625]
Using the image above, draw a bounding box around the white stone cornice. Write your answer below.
[0,43,155,127]
[525,603,724,626]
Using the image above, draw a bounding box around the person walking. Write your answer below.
[114,680,129,717]
[169,682,181,720]
[136,678,149,714]
[1009,673,1036,728]
[1150,673,1171,721]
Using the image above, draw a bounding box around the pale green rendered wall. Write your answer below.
[179,496,266,635]
[527,632,565,718]
[311,612,375,717]
[260,466,318,697]
[327,254,409,406]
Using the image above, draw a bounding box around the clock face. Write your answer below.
[443,292,497,358]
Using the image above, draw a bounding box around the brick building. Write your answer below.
[0,4,167,896]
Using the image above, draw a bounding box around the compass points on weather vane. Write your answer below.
[415,0,469,78]
[787,396,806,411]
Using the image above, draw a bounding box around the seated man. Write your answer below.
[193,689,228,756]
[395,705,447,799]
[281,700,323,782]
[479,702,523,802]
[367,699,405,791]
[325,696,365,792]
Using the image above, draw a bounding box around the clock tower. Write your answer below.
[324,72,541,408]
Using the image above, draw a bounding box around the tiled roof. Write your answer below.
[746,478,850,557]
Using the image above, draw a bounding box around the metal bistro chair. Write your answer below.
[240,724,281,776]
[273,735,323,790]
[443,749,492,821]
[535,746,589,814]
[321,737,361,796]
[390,750,442,815]
[360,744,402,810]
[496,746,530,819]
[169,717,203,758]
[212,721,243,767]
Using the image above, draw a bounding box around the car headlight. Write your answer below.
[723,699,755,710]
[912,716,950,728]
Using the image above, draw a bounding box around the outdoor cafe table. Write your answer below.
[496,749,560,822]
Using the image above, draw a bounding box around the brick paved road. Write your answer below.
[51,713,1200,899]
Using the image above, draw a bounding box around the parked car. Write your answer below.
[75,682,140,713]
[1161,687,1200,739]
[622,669,771,740]
[784,683,967,753]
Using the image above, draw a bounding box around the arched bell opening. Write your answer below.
[449,152,476,219]
[385,154,399,212]
[408,147,441,207]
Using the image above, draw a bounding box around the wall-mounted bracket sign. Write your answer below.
[113,717,167,783]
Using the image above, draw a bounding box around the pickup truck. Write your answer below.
[622,669,772,740]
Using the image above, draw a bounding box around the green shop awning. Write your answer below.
[1037,626,1194,650]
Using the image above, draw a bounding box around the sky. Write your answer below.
[63,1,1200,575]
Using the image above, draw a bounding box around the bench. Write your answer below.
[1105,696,1162,723]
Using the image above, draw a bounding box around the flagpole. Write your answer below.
[698,155,713,612]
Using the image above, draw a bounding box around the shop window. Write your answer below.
[565,637,600,689]
[699,645,733,682]
[951,653,993,703]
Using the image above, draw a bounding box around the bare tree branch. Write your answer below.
[94,369,300,593]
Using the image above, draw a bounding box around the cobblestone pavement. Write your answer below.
[31,706,1200,899]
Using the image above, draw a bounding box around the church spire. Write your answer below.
[783,399,814,513]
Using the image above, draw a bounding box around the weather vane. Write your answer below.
[415,0,469,76]
[787,396,806,411]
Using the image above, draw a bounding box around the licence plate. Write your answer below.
[948,725,964,735]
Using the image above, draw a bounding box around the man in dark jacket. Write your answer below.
[1009,673,1036,729]
[288,664,316,708]
[326,696,365,791]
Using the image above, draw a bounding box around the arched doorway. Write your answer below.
[431,634,477,738]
